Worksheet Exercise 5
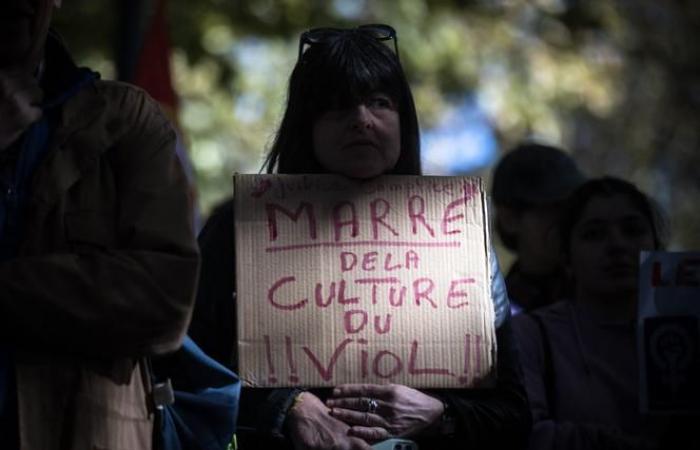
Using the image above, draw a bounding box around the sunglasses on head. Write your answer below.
[298,24,399,61]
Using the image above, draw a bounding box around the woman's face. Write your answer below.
[312,92,401,179]
[569,193,656,299]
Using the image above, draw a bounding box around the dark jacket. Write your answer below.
[191,198,531,449]
[513,301,695,450]
[0,38,199,450]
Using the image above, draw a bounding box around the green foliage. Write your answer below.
[52,0,700,249]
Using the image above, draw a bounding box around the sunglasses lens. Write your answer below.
[305,28,341,44]
[359,25,394,40]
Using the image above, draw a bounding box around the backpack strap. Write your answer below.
[142,357,175,411]
[141,356,175,450]
[529,312,557,417]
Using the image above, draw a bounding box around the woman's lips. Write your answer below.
[343,139,375,150]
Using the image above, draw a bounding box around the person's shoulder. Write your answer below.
[93,79,152,103]
[210,197,235,219]
[530,300,571,321]
[92,80,174,133]
[198,197,235,245]
[206,198,235,227]
[513,300,571,333]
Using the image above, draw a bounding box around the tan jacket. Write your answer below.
[1,76,199,449]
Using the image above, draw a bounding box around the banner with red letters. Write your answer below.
[638,251,700,414]
[234,174,496,388]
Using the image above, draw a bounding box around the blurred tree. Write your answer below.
[52,0,699,249]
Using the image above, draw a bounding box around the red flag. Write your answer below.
[133,0,178,112]
[132,0,202,231]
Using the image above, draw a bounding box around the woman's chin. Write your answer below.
[596,281,638,299]
[340,166,385,180]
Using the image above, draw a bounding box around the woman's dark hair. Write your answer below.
[262,26,421,175]
[560,176,668,259]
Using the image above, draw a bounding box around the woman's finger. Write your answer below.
[329,407,391,429]
[332,383,392,399]
[327,396,387,413]
[348,425,392,442]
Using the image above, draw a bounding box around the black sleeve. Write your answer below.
[188,199,237,367]
[418,315,532,449]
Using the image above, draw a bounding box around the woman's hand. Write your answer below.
[326,383,444,441]
[286,392,373,450]
[0,69,43,150]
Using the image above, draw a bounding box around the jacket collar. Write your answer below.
[30,34,108,208]
[42,31,104,143]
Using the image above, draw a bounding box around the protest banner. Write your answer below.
[234,174,496,388]
[638,251,700,414]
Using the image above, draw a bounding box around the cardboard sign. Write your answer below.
[638,251,700,414]
[234,174,496,388]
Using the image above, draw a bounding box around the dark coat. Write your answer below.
[1,42,199,450]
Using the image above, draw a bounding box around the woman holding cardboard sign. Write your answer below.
[190,24,530,449]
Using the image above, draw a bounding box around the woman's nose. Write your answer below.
[350,104,373,129]
[606,227,633,253]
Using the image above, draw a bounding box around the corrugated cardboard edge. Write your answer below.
[478,179,497,388]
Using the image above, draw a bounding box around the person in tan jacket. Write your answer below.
[0,1,200,449]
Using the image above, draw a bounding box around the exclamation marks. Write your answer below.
[264,335,277,384]
[651,261,670,286]
[358,338,369,379]
[285,336,299,383]
[264,336,299,384]
[459,333,471,385]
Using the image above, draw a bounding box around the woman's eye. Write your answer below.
[579,227,605,241]
[319,107,347,120]
[622,221,651,239]
[366,95,394,109]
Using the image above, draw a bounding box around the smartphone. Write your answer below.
[371,438,418,450]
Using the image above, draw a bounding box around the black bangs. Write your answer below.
[300,31,403,115]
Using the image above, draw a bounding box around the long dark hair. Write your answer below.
[263,26,421,175]
[560,176,668,259]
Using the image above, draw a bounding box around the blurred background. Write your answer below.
[53,0,699,254]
